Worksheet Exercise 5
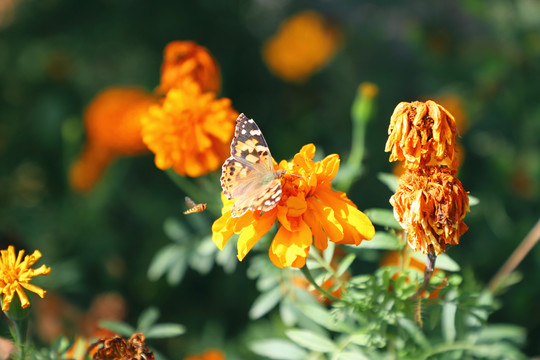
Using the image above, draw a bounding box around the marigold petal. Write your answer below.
[307,192,344,242]
[303,207,328,250]
[314,187,375,245]
[237,212,276,261]
[315,154,340,184]
[269,220,312,268]
[15,286,31,309]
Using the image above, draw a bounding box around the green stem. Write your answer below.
[3,313,22,359]
[309,249,347,289]
[300,266,341,303]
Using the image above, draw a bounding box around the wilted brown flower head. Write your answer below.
[390,167,469,255]
[385,100,459,172]
[89,333,153,360]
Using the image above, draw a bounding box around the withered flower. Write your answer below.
[390,167,469,255]
[385,100,459,172]
[89,333,154,360]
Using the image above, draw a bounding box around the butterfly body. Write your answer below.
[221,114,284,218]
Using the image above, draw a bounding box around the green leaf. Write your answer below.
[163,218,189,243]
[280,296,298,326]
[144,323,186,339]
[336,253,356,277]
[298,304,352,333]
[377,172,399,192]
[468,194,479,206]
[286,329,337,353]
[334,352,372,360]
[137,307,160,332]
[166,249,188,285]
[250,339,308,360]
[442,292,458,343]
[357,232,401,250]
[98,320,135,337]
[249,286,283,320]
[409,251,461,272]
[364,208,401,229]
[476,324,526,345]
[397,317,429,349]
[147,244,183,281]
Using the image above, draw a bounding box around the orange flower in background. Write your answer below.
[0,246,51,311]
[385,100,459,172]
[390,167,469,255]
[69,87,158,192]
[185,349,226,360]
[212,144,375,268]
[262,10,342,83]
[141,79,238,177]
[158,41,221,94]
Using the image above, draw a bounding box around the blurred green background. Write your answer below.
[0,0,539,357]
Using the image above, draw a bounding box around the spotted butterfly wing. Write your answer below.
[220,114,284,217]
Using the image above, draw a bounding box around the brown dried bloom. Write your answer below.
[89,333,154,360]
[385,100,459,172]
[390,167,469,255]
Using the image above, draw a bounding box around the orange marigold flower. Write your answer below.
[212,144,375,268]
[141,80,238,177]
[385,100,459,172]
[262,10,342,83]
[185,349,226,360]
[0,246,51,311]
[159,41,221,94]
[69,87,158,192]
[390,168,469,255]
[89,333,153,360]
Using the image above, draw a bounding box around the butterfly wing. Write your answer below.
[220,114,283,217]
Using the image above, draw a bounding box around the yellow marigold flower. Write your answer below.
[390,168,469,255]
[262,10,342,83]
[69,87,158,192]
[212,144,375,268]
[158,41,221,94]
[185,349,226,360]
[0,246,51,311]
[385,100,459,172]
[141,80,238,177]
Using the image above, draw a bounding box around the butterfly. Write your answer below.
[220,113,285,218]
[183,196,207,215]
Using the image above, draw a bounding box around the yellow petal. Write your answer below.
[268,220,312,268]
[237,212,276,261]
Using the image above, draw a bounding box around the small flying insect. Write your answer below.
[183,196,207,215]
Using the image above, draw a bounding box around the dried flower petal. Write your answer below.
[385,100,459,172]
[390,168,469,255]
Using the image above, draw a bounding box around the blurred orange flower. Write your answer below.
[212,144,375,268]
[390,168,469,255]
[385,100,459,172]
[158,41,221,95]
[185,349,226,360]
[141,79,238,177]
[0,246,50,311]
[262,10,341,83]
[69,87,158,192]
